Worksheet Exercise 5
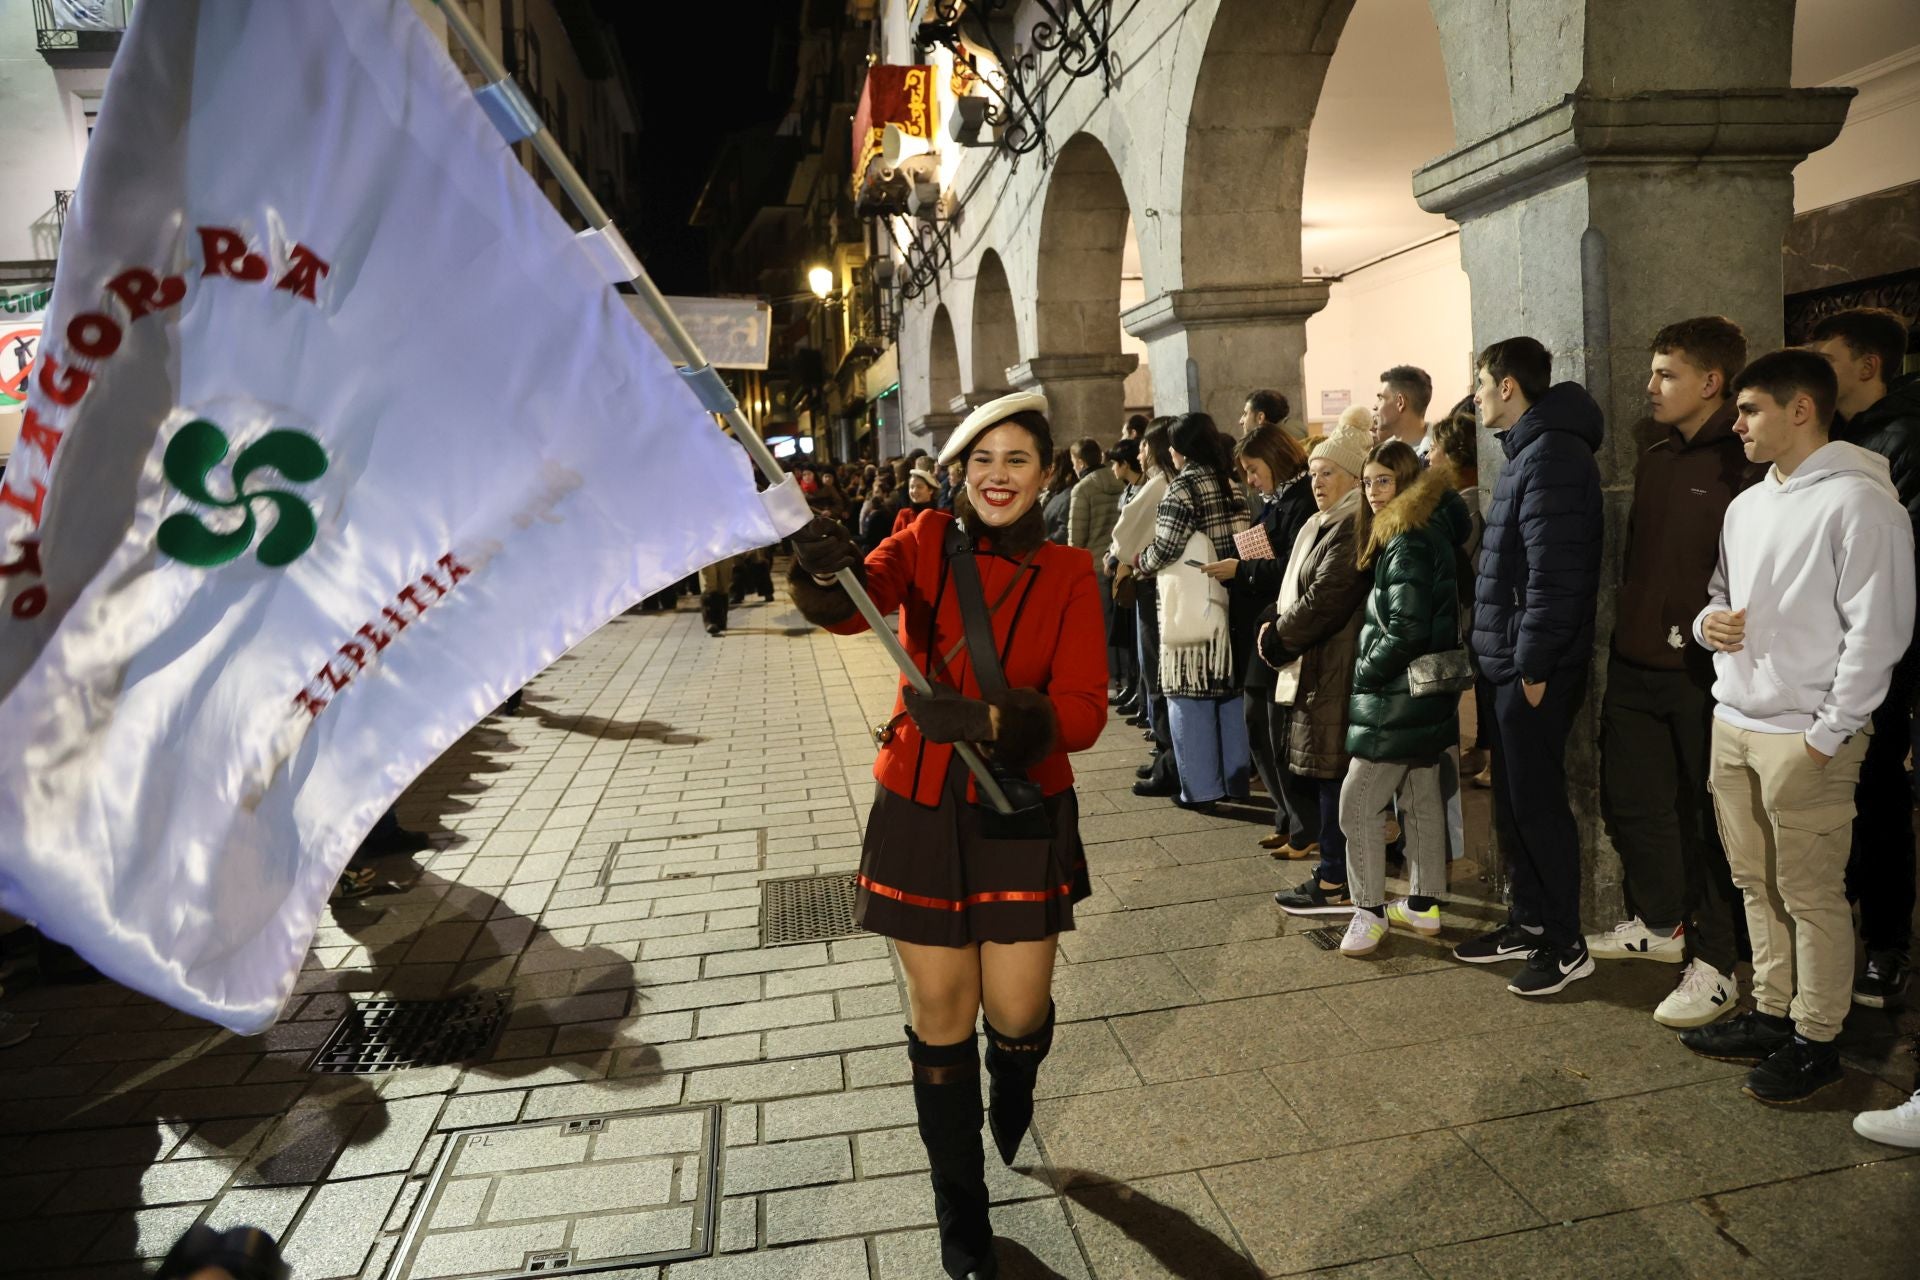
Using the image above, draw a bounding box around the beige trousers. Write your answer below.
[1707,719,1867,1042]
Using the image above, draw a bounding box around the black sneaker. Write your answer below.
[1853,950,1911,1009]
[1274,877,1353,916]
[1506,939,1595,997]
[1452,921,1538,965]
[1744,1036,1843,1105]
[1678,1009,1794,1064]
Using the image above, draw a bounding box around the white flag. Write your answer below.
[0,0,807,1033]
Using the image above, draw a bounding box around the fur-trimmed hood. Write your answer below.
[1362,464,1467,564]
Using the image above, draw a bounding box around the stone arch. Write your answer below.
[1034,132,1137,356]
[927,304,961,417]
[1179,0,1356,288]
[968,250,1019,400]
[1026,131,1142,441]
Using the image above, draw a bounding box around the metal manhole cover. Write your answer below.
[387,1104,721,1279]
[761,871,860,946]
[307,989,511,1074]
[1302,926,1345,951]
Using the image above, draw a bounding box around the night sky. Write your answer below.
[603,0,800,295]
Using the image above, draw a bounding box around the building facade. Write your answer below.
[846,0,1920,926]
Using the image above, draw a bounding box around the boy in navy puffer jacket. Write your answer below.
[1453,337,1606,998]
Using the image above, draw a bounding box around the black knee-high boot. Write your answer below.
[982,1002,1053,1166]
[907,1028,997,1280]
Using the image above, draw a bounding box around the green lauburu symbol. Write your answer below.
[157,419,329,568]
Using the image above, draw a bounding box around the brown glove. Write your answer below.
[902,682,994,744]
[790,516,861,580]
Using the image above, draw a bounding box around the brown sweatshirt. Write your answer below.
[1612,402,1763,671]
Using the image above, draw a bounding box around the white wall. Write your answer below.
[1793,48,1920,212]
[0,11,108,264]
[1301,235,1474,432]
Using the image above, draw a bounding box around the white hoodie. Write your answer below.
[1692,440,1916,756]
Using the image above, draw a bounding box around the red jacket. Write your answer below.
[824,510,1109,806]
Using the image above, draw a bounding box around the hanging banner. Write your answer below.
[624,295,772,371]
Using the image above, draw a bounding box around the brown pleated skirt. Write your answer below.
[856,757,1091,947]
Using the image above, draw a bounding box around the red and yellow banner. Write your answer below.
[852,64,935,196]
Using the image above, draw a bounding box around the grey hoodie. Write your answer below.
[1692,440,1916,756]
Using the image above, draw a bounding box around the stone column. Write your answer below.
[1413,86,1851,926]
[1120,284,1330,430]
[1006,354,1139,445]
[908,411,961,451]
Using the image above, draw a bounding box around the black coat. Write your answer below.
[1231,476,1317,691]
[1834,372,1920,655]
[1471,382,1604,685]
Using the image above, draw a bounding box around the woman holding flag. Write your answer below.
[787,392,1109,1280]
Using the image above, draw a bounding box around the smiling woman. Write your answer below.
[783,389,1106,1280]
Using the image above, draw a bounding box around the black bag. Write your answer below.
[944,524,1052,840]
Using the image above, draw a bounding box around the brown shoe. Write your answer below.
[1269,840,1320,860]
[1259,834,1288,850]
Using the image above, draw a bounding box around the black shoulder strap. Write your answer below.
[944,521,1010,696]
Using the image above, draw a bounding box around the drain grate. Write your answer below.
[307,988,511,1074]
[761,871,860,946]
[1302,926,1345,951]
[388,1104,721,1278]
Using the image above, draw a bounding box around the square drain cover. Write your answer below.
[387,1104,720,1278]
[1302,926,1345,951]
[761,871,860,946]
[308,989,511,1074]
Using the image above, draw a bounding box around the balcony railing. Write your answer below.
[33,0,131,58]
[53,190,75,247]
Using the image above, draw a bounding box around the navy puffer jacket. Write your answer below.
[1471,382,1604,684]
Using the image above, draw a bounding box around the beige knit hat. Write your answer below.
[1310,422,1372,479]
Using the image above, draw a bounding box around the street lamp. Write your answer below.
[808,265,834,300]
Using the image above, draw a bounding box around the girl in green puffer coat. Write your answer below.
[1337,440,1473,958]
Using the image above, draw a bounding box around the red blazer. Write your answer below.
[890,503,927,538]
[825,510,1109,806]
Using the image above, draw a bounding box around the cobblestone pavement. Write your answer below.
[2,585,1916,1279]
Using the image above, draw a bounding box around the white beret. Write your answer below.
[936,391,1050,467]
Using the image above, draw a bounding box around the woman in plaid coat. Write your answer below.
[1136,413,1253,809]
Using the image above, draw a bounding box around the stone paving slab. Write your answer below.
[1,588,1916,1278]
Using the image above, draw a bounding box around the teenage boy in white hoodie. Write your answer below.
[1687,349,1915,1105]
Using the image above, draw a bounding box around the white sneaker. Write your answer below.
[1341,909,1387,957]
[1586,917,1686,963]
[1385,898,1442,937]
[1854,1088,1920,1148]
[1653,959,1738,1028]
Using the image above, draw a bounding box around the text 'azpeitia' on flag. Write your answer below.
[0,0,809,1033]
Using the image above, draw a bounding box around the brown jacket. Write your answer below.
[1256,494,1369,780]
[1612,402,1763,671]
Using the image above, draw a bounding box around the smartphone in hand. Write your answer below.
[1183,559,1204,568]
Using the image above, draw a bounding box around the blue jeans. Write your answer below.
[1168,694,1251,804]
[1314,779,1348,886]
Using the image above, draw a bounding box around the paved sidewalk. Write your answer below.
[1,585,1915,1279]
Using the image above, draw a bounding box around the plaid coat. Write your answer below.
[1138,465,1249,575]
[1139,466,1249,695]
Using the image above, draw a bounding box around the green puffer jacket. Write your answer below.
[1346,467,1472,762]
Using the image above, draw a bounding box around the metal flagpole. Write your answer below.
[433,1,1013,813]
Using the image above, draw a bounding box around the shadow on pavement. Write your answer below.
[520,692,707,745]
[0,861,661,1274]
[1046,1169,1262,1279]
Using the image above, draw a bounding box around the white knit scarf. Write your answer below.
[1158,530,1233,695]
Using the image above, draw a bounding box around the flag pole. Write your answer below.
[433,2,1014,814]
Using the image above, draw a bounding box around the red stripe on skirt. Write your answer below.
[856,872,1084,912]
